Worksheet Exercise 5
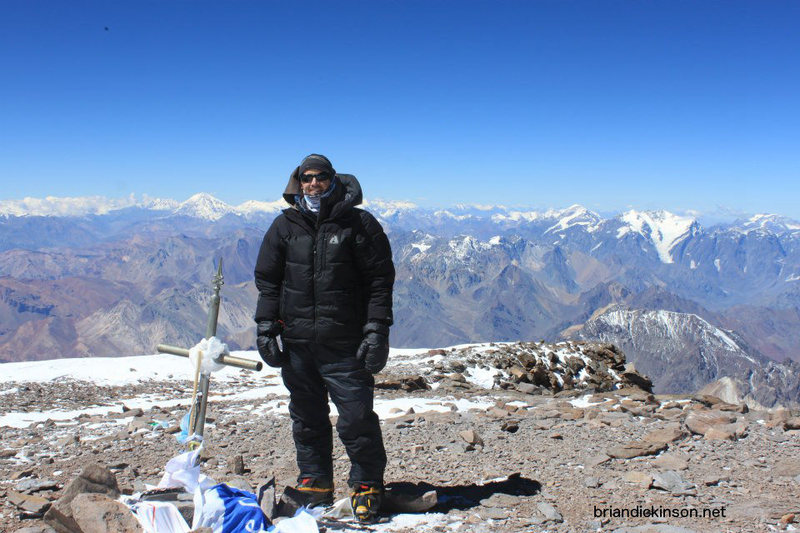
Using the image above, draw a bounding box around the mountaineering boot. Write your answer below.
[350,483,383,523]
[295,476,334,507]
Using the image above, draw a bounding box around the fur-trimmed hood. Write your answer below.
[282,170,363,212]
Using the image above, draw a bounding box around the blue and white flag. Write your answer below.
[193,483,271,533]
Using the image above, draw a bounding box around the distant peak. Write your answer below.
[617,210,699,264]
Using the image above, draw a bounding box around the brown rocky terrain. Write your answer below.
[0,342,798,532]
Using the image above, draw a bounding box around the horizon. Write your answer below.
[2,2,799,218]
[1,190,798,226]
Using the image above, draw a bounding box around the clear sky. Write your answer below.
[2,1,799,218]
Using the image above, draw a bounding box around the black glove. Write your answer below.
[356,322,390,374]
[256,321,286,368]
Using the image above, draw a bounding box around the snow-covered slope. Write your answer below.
[616,210,698,263]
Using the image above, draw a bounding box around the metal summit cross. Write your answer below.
[156,258,262,449]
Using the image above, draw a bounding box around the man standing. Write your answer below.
[254,154,394,523]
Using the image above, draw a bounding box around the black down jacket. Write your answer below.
[254,173,394,347]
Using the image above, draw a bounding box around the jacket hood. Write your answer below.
[283,170,363,211]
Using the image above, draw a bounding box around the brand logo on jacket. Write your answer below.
[329,235,339,245]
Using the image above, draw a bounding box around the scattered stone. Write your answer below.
[607,441,667,459]
[55,435,78,447]
[586,454,611,468]
[227,454,245,475]
[584,476,601,488]
[702,474,728,486]
[8,490,51,514]
[458,429,484,446]
[651,470,695,495]
[476,506,507,520]
[16,478,60,494]
[643,427,688,445]
[257,478,276,520]
[500,420,519,433]
[516,382,542,395]
[623,471,653,488]
[11,468,36,480]
[704,422,748,441]
[536,501,563,523]
[651,453,690,471]
[0,448,17,458]
[784,417,800,430]
[774,458,800,477]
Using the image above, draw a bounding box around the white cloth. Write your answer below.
[157,448,216,493]
[189,336,227,375]
[130,500,191,533]
[271,509,320,533]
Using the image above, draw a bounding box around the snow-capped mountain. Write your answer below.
[1,193,800,407]
[0,193,285,221]
[567,305,800,408]
[615,210,699,264]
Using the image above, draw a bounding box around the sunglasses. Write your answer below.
[300,173,332,184]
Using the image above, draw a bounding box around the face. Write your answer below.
[299,169,332,196]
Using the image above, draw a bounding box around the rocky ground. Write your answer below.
[1,342,799,532]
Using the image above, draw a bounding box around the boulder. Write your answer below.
[684,411,737,435]
[70,493,143,533]
[607,442,667,460]
[44,464,120,533]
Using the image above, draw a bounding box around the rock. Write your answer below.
[516,382,542,395]
[784,417,800,430]
[384,487,437,513]
[702,474,728,486]
[536,502,563,523]
[774,458,800,477]
[622,370,653,392]
[643,427,688,445]
[257,478,276,520]
[765,408,791,428]
[458,429,484,446]
[691,394,724,407]
[55,435,78,447]
[44,464,120,533]
[607,441,667,459]
[586,454,611,468]
[8,490,51,514]
[651,453,689,471]
[711,421,747,440]
[227,454,245,475]
[221,475,252,492]
[584,477,601,488]
[500,420,519,433]
[16,478,60,494]
[651,471,695,495]
[0,448,17,458]
[70,493,143,532]
[623,471,653,488]
[477,507,507,520]
[780,513,796,525]
[684,411,737,435]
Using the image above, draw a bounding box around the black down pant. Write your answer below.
[281,341,386,486]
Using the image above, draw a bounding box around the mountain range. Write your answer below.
[1,193,798,406]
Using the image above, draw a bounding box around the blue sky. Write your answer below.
[2,1,799,218]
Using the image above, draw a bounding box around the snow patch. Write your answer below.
[617,210,697,263]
